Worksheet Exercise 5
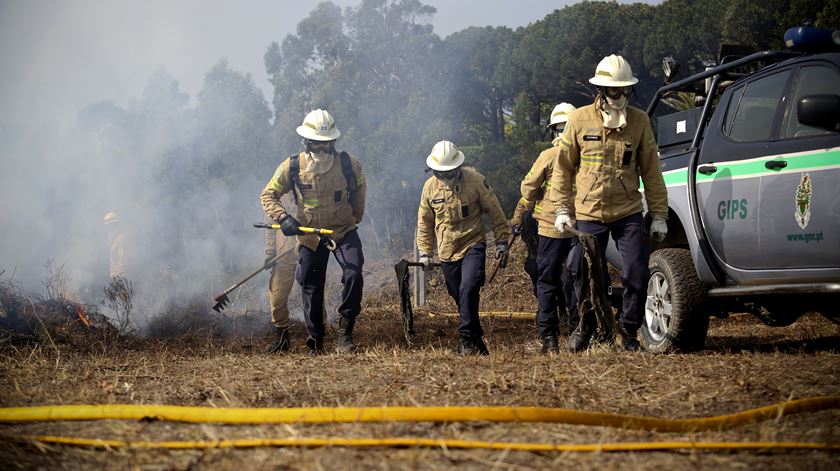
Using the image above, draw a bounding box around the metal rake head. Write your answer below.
[212,294,229,313]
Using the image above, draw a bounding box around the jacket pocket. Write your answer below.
[617,173,641,202]
[577,172,599,203]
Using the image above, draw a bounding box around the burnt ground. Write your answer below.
[1,247,839,470]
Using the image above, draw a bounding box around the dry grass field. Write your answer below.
[1,250,839,470]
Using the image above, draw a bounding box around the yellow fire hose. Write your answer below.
[1,397,838,433]
[15,435,840,452]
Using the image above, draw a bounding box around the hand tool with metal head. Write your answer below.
[253,223,337,250]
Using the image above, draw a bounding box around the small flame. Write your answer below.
[76,305,93,329]
[61,289,94,330]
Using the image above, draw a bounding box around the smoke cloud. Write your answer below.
[0,0,588,332]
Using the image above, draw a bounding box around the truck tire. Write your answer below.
[640,248,708,353]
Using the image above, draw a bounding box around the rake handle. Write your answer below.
[253,223,334,235]
[213,254,281,302]
[487,232,519,284]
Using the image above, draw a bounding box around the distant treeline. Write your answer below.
[78,0,839,261]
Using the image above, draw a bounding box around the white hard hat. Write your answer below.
[549,102,577,126]
[589,54,639,87]
[426,140,465,171]
[295,109,341,141]
[103,211,120,225]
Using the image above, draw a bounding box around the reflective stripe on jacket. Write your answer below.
[549,100,668,223]
[417,167,510,262]
[261,151,366,251]
[511,145,573,239]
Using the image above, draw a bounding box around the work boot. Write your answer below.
[266,326,290,353]
[567,328,592,353]
[621,329,642,352]
[457,337,489,356]
[475,337,489,355]
[306,336,325,356]
[541,334,560,354]
[335,316,358,353]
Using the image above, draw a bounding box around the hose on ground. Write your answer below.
[15,435,840,452]
[0,396,837,433]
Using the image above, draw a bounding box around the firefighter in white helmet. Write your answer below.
[261,109,366,355]
[548,102,577,145]
[511,102,580,353]
[549,54,668,352]
[416,141,510,355]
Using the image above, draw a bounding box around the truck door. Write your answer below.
[698,69,792,270]
[758,63,840,268]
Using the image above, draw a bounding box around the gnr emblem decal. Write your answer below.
[795,173,811,229]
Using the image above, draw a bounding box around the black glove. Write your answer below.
[511,224,522,236]
[278,215,302,236]
[495,242,509,268]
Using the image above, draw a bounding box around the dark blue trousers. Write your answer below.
[576,213,649,333]
[562,237,582,329]
[536,235,573,337]
[441,243,486,340]
[297,229,364,342]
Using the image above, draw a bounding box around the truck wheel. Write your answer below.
[641,249,708,353]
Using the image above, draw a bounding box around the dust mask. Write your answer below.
[305,151,334,174]
[601,95,628,129]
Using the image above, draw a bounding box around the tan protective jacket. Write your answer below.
[417,167,510,262]
[549,100,668,223]
[263,193,297,257]
[261,152,366,251]
[511,145,573,239]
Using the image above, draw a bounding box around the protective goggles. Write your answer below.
[432,169,460,180]
[604,86,631,99]
[305,140,334,153]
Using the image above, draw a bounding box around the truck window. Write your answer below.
[723,71,790,142]
[781,65,840,138]
[722,85,745,136]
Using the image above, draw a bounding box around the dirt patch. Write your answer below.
[2,314,838,469]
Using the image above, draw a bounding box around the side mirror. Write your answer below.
[662,56,680,84]
[798,94,840,131]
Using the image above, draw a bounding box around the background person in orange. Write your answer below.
[103,211,126,279]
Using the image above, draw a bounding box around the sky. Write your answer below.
[0,0,659,128]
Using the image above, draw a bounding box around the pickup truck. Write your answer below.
[619,27,840,352]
